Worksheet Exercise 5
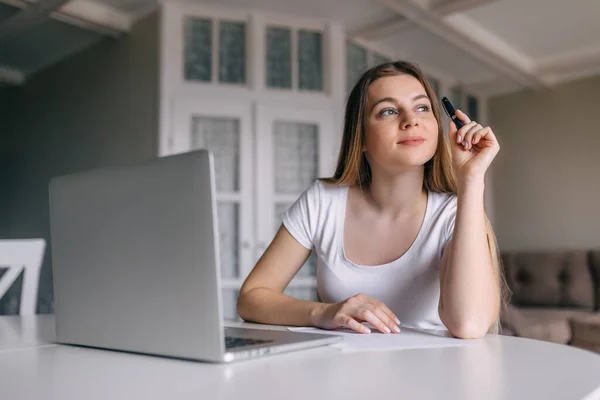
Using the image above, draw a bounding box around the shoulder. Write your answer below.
[427,191,458,245]
[288,179,347,214]
[429,190,457,213]
[282,180,347,248]
[308,179,348,204]
[427,190,458,227]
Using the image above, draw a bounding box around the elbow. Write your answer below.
[236,287,266,322]
[446,320,489,339]
[236,290,253,322]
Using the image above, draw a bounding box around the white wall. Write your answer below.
[489,74,600,251]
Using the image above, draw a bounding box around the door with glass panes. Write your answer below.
[173,100,254,319]
[255,104,334,303]
[172,100,334,319]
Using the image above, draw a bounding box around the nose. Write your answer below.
[399,111,418,130]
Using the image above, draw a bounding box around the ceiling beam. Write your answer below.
[375,0,547,89]
[348,16,413,40]
[431,0,500,15]
[56,0,131,34]
[0,0,131,37]
[535,47,600,86]
[351,0,500,40]
[535,46,600,76]
[0,65,25,84]
[0,0,70,40]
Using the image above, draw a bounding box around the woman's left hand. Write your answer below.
[448,109,500,185]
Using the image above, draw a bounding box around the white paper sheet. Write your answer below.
[288,325,479,352]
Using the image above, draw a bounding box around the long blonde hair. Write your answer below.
[320,61,510,334]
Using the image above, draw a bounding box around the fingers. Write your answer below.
[341,316,371,334]
[335,294,401,334]
[455,121,477,148]
[371,307,401,333]
[461,123,483,151]
[456,109,471,124]
[456,119,500,151]
[372,300,401,328]
[359,309,394,334]
[472,127,491,146]
[448,119,458,136]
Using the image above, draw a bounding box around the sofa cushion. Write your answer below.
[500,305,570,344]
[588,251,600,311]
[569,313,600,353]
[502,251,594,309]
[513,307,592,344]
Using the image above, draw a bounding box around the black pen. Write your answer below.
[441,97,464,130]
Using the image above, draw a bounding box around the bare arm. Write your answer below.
[237,225,401,334]
[438,182,500,339]
[236,224,325,327]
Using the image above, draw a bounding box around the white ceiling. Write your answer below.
[376,25,499,84]
[199,0,396,31]
[463,0,600,59]
[1,0,599,96]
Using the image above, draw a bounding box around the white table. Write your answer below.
[1,316,600,400]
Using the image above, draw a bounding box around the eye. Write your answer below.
[379,108,396,116]
[416,105,431,112]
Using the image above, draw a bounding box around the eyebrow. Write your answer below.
[369,94,430,113]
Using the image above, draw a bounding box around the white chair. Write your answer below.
[0,239,46,316]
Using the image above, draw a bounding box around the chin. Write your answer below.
[394,149,436,167]
[388,158,432,170]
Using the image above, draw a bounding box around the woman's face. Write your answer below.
[363,74,439,173]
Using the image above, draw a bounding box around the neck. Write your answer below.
[362,165,427,219]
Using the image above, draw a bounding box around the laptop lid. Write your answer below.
[49,149,226,361]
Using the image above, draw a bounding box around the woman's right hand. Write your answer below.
[312,293,401,334]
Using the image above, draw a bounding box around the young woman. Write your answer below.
[237,61,510,339]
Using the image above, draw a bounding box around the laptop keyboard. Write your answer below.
[225,336,273,349]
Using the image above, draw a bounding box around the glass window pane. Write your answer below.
[191,116,240,192]
[373,53,391,66]
[266,26,292,89]
[217,202,239,279]
[219,21,246,84]
[298,30,323,91]
[184,18,212,82]
[273,122,318,194]
[346,41,367,94]
[467,94,479,121]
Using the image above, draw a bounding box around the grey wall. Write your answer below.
[489,74,600,252]
[0,13,159,314]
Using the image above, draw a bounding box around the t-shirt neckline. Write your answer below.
[337,186,433,271]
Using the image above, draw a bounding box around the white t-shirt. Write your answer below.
[282,179,458,330]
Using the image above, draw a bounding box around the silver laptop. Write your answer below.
[49,149,341,363]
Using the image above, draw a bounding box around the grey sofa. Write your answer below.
[500,250,600,346]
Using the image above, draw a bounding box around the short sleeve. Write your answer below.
[443,195,458,245]
[281,180,321,250]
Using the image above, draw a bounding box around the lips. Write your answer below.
[398,137,425,145]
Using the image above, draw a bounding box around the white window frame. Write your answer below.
[160,2,342,157]
[262,11,327,94]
